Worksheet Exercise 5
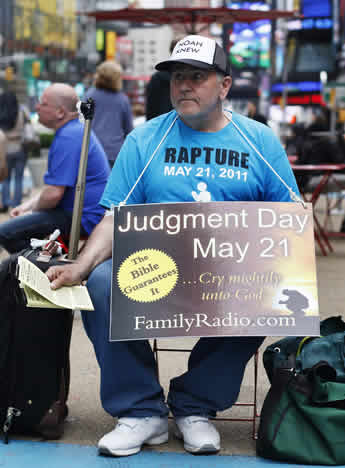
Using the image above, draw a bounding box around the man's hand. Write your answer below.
[10,205,31,218]
[46,214,114,290]
[10,186,64,218]
[46,263,86,290]
[10,193,40,217]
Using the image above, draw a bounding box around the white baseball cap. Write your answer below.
[155,35,231,76]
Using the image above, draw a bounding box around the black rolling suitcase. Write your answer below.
[0,249,73,443]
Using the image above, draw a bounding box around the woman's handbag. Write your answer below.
[21,108,40,152]
[257,317,345,465]
[22,121,40,152]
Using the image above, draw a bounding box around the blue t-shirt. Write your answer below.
[101,110,299,208]
[45,119,110,234]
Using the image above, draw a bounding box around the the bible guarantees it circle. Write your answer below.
[117,248,178,303]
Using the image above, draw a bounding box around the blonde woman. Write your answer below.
[85,61,133,168]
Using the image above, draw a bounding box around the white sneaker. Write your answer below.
[98,416,168,457]
[174,416,220,454]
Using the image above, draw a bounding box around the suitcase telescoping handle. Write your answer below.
[68,98,95,261]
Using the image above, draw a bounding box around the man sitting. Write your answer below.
[0,83,110,254]
[45,36,299,457]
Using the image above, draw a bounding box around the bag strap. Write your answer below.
[296,336,318,357]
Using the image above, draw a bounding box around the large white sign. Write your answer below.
[110,201,319,341]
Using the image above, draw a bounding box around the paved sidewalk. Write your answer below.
[2,440,340,468]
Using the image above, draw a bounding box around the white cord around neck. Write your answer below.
[118,114,178,208]
[118,110,304,209]
[225,110,305,207]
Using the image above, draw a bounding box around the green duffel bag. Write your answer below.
[263,316,345,384]
[257,360,345,465]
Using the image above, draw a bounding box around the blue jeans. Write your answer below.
[2,150,27,207]
[82,259,264,418]
[0,208,73,254]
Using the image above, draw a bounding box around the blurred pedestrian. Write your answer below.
[85,61,133,168]
[292,108,343,191]
[0,129,8,184]
[0,91,27,212]
[300,107,341,165]
[145,38,179,121]
[247,100,268,125]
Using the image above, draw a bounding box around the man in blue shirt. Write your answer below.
[0,83,110,253]
[46,37,299,458]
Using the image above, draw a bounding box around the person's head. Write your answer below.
[307,107,329,133]
[36,83,78,130]
[94,60,123,92]
[169,37,181,54]
[311,107,327,124]
[132,103,145,117]
[0,91,19,131]
[155,35,232,128]
[247,101,257,117]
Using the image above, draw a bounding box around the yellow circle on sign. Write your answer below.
[117,249,178,303]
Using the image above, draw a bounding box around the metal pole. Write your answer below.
[330,87,337,137]
[269,0,277,80]
[68,98,95,260]
[280,32,291,141]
